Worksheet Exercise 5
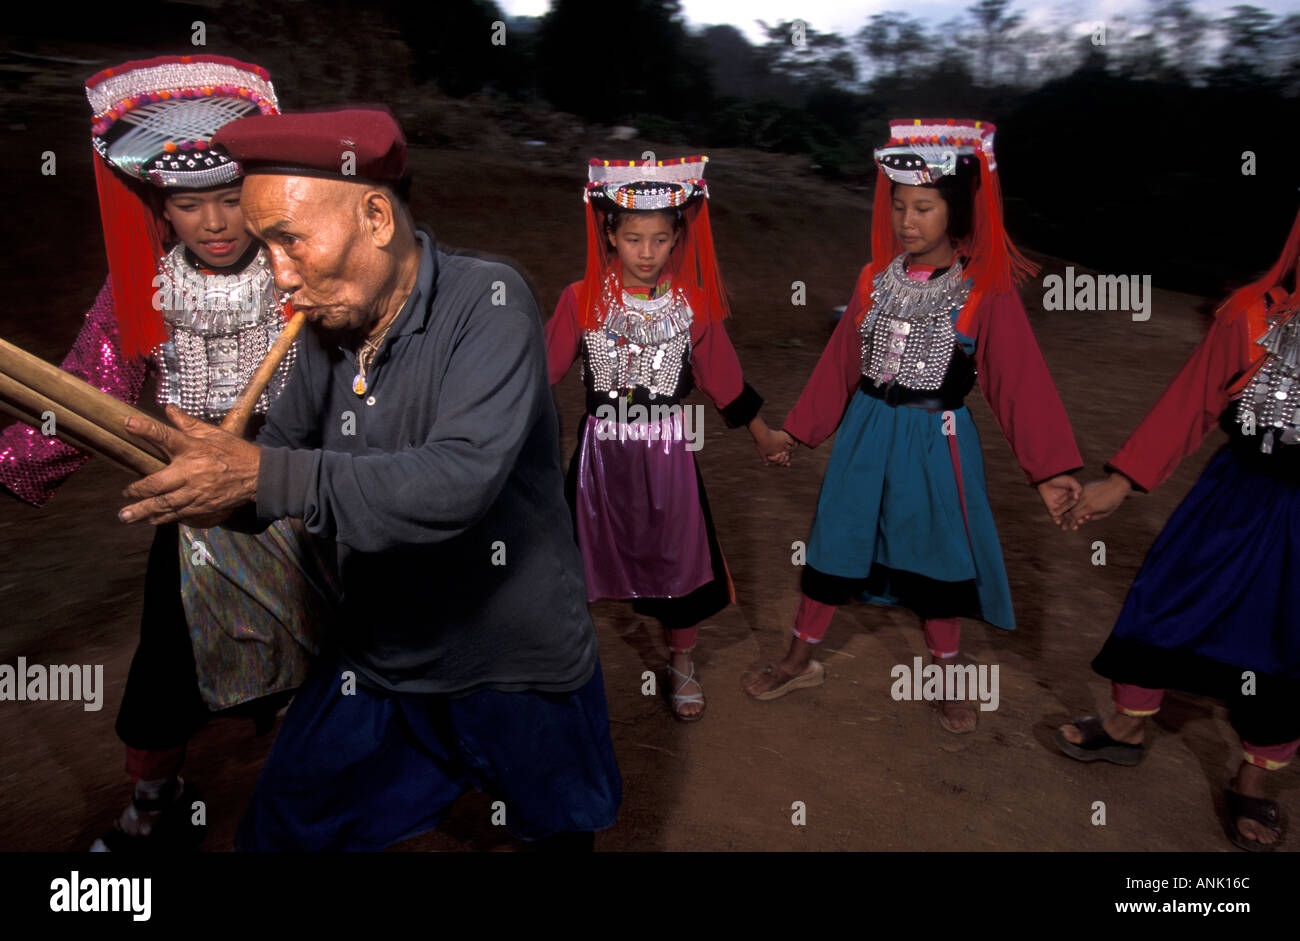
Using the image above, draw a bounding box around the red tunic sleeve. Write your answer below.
[972,290,1083,485]
[1107,309,1254,493]
[689,294,763,426]
[690,316,743,409]
[544,282,583,387]
[0,276,150,507]
[783,266,874,448]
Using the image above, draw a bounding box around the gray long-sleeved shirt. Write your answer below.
[253,229,596,696]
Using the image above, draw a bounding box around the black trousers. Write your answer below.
[114,524,209,751]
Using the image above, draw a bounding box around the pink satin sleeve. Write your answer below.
[0,276,149,507]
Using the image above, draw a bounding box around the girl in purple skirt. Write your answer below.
[546,156,789,721]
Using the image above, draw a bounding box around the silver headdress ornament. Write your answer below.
[873,120,995,186]
[587,156,708,210]
[1236,304,1300,452]
[86,55,279,189]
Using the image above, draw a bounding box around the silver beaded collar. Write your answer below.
[156,243,285,334]
[582,275,695,401]
[859,254,971,391]
[152,244,295,421]
[596,273,694,346]
[865,254,972,329]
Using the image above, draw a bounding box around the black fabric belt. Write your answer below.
[1219,411,1300,478]
[859,375,964,411]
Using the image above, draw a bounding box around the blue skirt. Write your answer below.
[1091,445,1300,744]
[806,389,1016,630]
[1105,446,1300,678]
[236,655,623,850]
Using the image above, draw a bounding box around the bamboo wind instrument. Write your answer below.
[219,308,306,436]
[0,338,168,476]
[0,307,306,478]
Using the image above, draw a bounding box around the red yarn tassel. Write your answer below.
[679,197,730,322]
[1216,201,1300,340]
[964,149,1038,300]
[855,169,899,326]
[577,193,612,330]
[870,168,901,271]
[92,155,169,360]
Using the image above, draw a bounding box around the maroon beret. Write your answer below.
[212,107,407,183]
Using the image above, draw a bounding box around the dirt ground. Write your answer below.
[0,55,1294,854]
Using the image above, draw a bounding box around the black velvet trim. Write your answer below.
[800,562,981,621]
[1091,634,1300,745]
[719,382,762,429]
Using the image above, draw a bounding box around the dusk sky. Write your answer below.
[498,0,1300,43]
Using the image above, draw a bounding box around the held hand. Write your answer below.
[118,405,260,527]
[1062,474,1133,530]
[757,428,797,467]
[1037,474,1083,529]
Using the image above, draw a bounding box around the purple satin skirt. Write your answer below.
[574,412,713,602]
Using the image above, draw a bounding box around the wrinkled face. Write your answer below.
[162,184,252,268]
[239,174,393,336]
[891,184,951,262]
[608,211,679,289]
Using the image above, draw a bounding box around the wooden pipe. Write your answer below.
[0,338,169,467]
[219,308,305,436]
[0,373,166,476]
[0,306,304,479]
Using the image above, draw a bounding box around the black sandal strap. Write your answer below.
[1226,789,1281,832]
[1070,715,1142,752]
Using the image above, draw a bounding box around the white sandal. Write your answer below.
[665,661,706,722]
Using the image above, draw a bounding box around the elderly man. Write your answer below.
[118,108,621,851]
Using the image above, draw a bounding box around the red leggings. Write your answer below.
[790,595,961,658]
[665,627,698,654]
[1112,682,1299,770]
[125,744,186,783]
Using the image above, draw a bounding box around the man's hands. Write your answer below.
[118,405,260,527]
[1061,473,1133,531]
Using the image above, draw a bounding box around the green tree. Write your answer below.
[858,13,928,80]
[757,19,859,92]
[969,0,1023,85]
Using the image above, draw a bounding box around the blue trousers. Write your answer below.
[236,655,622,851]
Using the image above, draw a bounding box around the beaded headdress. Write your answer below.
[578,156,728,329]
[88,55,277,188]
[587,156,707,209]
[84,55,280,358]
[858,119,1036,335]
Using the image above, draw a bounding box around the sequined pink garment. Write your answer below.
[0,276,149,507]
